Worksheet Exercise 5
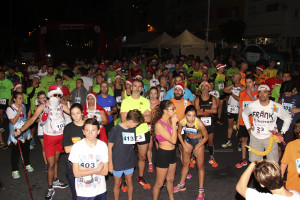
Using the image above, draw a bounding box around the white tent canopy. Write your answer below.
[161,29,214,59]
[143,32,174,48]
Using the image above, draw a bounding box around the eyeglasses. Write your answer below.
[53,94,62,98]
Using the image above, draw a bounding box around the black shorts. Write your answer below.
[219,94,226,100]
[238,125,249,138]
[155,148,177,168]
[136,131,150,145]
[227,112,238,121]
[0,99,9,110]
[206,124,215,134]
[104,121,114,134]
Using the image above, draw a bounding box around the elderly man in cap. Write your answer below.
[242,85,291,163]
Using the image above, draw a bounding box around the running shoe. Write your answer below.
[235,159,248,168]
[173,183,186,193]
[45,188,55,200]
[121,182,127,192]
[26,165,34,173]
[138,177,151,190]
[0,142,8,149]
[12,171,20,179]
[233,124,237,131]
[186,173,192,179]
[53,179,68,189]
[189,159,195,168]
[148,163,153,173]
[216,119,224,125]
[197,188,205,200]
[221,140,232,148]
[208,157,218,167]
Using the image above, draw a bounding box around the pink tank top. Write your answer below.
[156,119,172,142]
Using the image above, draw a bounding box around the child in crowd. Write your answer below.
[108,109,144,200]
[236,160,300,199]
[69,118,108,200]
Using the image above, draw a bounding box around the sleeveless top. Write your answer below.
[199,95,213,111]
[114,84,123,105]
[39,102,66,136]
[182,117,201,135]
[156,119,172,143]
[8,104,31,145]
[227,86,241,114]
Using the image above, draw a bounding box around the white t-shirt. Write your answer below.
[28,65,39,80]
[6,104,24,119]
[81,76,93,91]
[37,70,48,78]
[150,78,159,88]
[68,139,108,198]
[246,188,300,200]
[242,100,292,139]
[227,86,241,114]
[209,90,220,99]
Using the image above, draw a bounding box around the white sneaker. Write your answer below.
[12,171,20,179]
[26,165,34,173]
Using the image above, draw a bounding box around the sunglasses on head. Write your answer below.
[53,94,62,98]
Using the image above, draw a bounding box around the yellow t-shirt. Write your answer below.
[263,68,278,78]
[120,96,150,135]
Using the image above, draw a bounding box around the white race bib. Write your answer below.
[75,97,81,103]
[218,83,224,90]
[136,134,145,143]
[0,99,6,105]
[55,122,65,132]
[107,78,112,84]
[282,103,293,114]
[116,96,122,103]
[122,132,135,144]
[255,125,268,135]
[104,107,111,112]
[201,117,211,126]
[227,105,238,114]
[242,101,251,109]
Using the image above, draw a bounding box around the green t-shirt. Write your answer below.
[187,67,194,74]
[63,79,76,93]
[26,86,45,113]
[143,79,151,91]
[190,70,203,92]
[40,75,56,91]
[271,84,281,102]
[214,73,226,95]
[0,79,14,99]
[73,75,80,82]
[210,67,217,75]
[226,67,239,85]
[120,96,150,135]
[106,71,117,87]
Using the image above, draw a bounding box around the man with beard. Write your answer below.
[40,65,56,92]
[15,85,70,200]
[170,82,192,121]
[242,85,291,163]
[165,75,195,102]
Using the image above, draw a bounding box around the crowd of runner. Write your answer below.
[0,54,299,200]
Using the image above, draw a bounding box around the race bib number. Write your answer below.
[116,96,122,103]
[0,99,6,105]
[55,122,65,132]
[256,126,268,135]
[242,101,251,109]
[282,103,293,113]
[104,107,111,112]
[75,97,81,103]
[218,83,224,90]
[136,134,145,143]
[201,117,211,126]
[296,159,300,174]
[107,78,112,84]
[122,132,135,144]
[71,137,81,144]
[227,105,238,114]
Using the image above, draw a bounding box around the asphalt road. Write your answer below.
[0,118,250,200]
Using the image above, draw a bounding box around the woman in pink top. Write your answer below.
[152,100,178,200]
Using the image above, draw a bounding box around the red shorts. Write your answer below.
[44,134,64,158]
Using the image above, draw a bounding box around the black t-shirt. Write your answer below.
[108,124,136,171]
[62,122,85,174]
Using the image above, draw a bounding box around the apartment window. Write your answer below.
[266,3,278,12]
